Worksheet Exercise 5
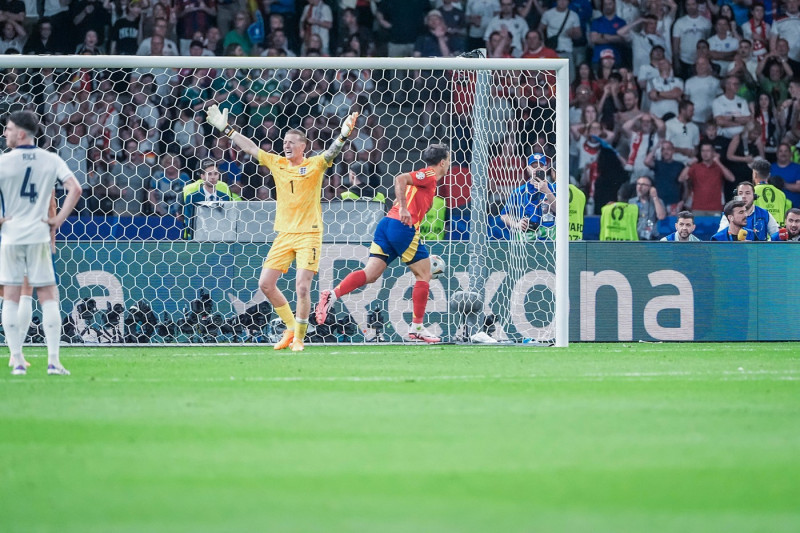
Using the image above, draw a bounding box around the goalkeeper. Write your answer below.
[316,144,450,344]
[206,104,358,352]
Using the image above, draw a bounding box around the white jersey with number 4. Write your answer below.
[0,146,72,245]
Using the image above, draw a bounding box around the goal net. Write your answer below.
[0,56,568,347]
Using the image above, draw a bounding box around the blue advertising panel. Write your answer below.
[54,241,800,343]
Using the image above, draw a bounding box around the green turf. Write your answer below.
[1,343,799,533]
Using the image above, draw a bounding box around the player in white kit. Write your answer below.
[0,111,82,376]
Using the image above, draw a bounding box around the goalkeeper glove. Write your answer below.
[339,112,359,140]
[207,104,235,137]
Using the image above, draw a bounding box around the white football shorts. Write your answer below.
[0,242,56,286]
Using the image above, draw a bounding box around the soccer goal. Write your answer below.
[0,55,569,347]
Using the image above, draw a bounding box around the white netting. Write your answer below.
[0,56,567,346]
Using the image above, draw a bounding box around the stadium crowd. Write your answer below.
[0,0,800,240]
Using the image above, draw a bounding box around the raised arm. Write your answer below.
[205,104,260,158]
[323,112,359,165]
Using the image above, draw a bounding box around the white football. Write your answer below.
[429,254,446,279]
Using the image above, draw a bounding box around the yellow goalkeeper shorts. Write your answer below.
[264,232,323,273]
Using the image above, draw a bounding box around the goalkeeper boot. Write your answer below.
[274,329,295,350]
[290,339,305,352]
[408,324,440,344]
[47,364,70,376]
[316,290,334,325]
[11,364,26,376]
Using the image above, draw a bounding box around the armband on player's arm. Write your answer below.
[324,111,360,164]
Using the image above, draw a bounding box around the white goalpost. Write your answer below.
[0,55,569,347]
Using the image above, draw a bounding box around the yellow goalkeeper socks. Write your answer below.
[274,304,296,331]
[295,319,308,343]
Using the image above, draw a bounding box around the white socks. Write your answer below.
[2,300,24,367]
[41,300,62,367]
[17,295,33,347]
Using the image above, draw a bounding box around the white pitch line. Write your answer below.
[2,369,799,385]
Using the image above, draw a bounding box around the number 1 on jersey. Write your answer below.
[21,167,38,204]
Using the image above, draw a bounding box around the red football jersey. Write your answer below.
[387,167,438,226]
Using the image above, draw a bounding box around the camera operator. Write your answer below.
[500,152,557,240]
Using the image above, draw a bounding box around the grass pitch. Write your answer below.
[1,343,799,533]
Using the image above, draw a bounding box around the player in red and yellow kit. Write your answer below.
[206,104,358,352]
[316,144,451,343]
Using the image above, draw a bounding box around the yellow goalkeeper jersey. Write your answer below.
[258,151,331,233]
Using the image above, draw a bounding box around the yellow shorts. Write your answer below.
[264,232,323,273]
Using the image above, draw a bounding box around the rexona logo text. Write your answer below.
[580,270,694,341]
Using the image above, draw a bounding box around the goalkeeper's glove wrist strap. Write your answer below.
[338,135,348,143]
[223,125,236,138]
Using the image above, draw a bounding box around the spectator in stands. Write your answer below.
[70,0,111,50]
[539,0,581,67]
[665,100,700,164]
[751,92,781,162]
[742,3,770,59]
[679,140,736,215]
[671,0,711,79]
[142,2,177,40]
[42,0,72,52]
[645,140,685,214]
[439,0,467,51]
[465,0,499,51]
[597,71,622,131]
[58,123,90,188]
[729,39,759,85]
[148,152,191,217]
[727,122,766,183]
[299,0,332,55]
[266,28,296,56]
[23,18,59,55]
[204,25,223,55]
[110,1,143,55]
[0,19,26,54]
[619,15,668,77]
[628,175,666,239]
[75,29,105,54]
[112,139,150,217]
[622,111,665,180]
[175,0,216,55]
[647,57,684,120]
[772,142,800,207]
[718,180,777,240]
[415,9,459,57]
[589,0,627,66]
[661,210,701,241]
[757,53,794,104]
[771,207,800,241]
[83,147,116,216]
[684,56,723,126]
[182,160,238,239]
[779,78,800,144]
[708,17,739,74]
[713,76,752,139]
[223,11,252,55]
[138,18,180,55]
[769,0,800,73]
[375,0,428,57]
[483,0,528,57]
[335,8,373,55]
[215,0,245,37]
[521,29,557,59]
[638,45,666,112]
[500,153,557,240]
[711,199,755,240]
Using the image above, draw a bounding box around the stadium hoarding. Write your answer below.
[55,242,799,343]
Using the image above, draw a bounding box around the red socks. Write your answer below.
[412,280,429,323]
[335,269,368,298]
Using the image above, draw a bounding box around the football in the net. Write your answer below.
[429,254,446,279]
